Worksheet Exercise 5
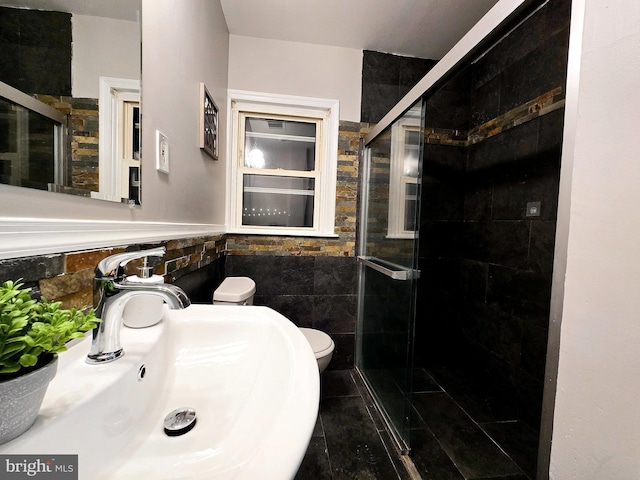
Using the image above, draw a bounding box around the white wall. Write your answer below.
[72,15,140,99]
[141,0,229,225]
[228,35,362,122]
[549,0,640,478]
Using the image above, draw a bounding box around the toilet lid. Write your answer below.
[299,328,334,355]
[213,277,256,303]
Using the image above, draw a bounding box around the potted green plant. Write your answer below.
[0,279,99,445]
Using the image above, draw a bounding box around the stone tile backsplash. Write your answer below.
[35,95,101,195]
[0,235,226,310]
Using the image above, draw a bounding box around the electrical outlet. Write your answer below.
[156,130,169,173]
[526,201,541,217]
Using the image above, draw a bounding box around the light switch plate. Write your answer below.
[156,130,169,173]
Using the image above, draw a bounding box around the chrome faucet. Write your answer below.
[87,246,191,364]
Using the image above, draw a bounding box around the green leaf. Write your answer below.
[0,278,102,376]
[9,316,29,331]
[0,342,26,360]
[18,353,38,367]
[5,333,28,342]
[0,363,21,374]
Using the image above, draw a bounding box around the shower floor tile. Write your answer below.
[412,392,525,479]
[412,367,443,393]
[295,368,536,480]
[427,364,522,423]
[413,366,538,479]
[410,428,465,480]
[479,421,539,479]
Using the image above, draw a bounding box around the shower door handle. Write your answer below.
[357,256,420,281]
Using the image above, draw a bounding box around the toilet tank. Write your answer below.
[213,277,256,305]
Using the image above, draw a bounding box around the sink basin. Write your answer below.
[0,305,320,479]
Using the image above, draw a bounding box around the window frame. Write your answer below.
[119,99,140,202]
[387,108,422,239]
[95,76,140,202]
[227,90,339,237]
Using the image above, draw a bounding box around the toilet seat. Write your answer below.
[299,328,334,358]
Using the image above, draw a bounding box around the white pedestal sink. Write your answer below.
[0,305,320,479]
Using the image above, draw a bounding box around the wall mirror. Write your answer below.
[0,0,142,204]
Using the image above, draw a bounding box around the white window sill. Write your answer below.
[227,227,339,238]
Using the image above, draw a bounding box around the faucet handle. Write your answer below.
[96,246,166,278]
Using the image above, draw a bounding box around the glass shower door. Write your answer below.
[356,101,423,453]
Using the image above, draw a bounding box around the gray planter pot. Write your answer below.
[0,355,58,445]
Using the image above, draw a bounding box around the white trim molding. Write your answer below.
[0,218,225,260]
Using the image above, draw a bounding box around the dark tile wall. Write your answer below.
[459,111,563,428]
[173,255,226,304]
[0,7,72,96]
[226,255,358,369]
[415,0,570,430]
[360,266,415,371]
[471,0,571,126]
[361,50,437,123]
[413,75,469,367]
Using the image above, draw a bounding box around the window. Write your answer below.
[228,91,339,236]
[387,104,422,238]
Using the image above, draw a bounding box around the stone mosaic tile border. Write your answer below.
[0,234,226,311]
[35,95,100,195]
[426,87,565,147]
[226,235,356,257]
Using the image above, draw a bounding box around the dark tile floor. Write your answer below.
[295,369,411,480]
[296,368,539,480]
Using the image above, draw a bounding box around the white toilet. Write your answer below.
[213,276,335,373]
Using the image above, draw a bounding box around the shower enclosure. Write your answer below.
[356,0,571,477]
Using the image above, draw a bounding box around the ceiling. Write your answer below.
[2,1,502,59]
[220,0,501,60]
[0,0,139,21]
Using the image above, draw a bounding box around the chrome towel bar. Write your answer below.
[357,256,420,281]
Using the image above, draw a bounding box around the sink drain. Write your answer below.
[163,407,197,436]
